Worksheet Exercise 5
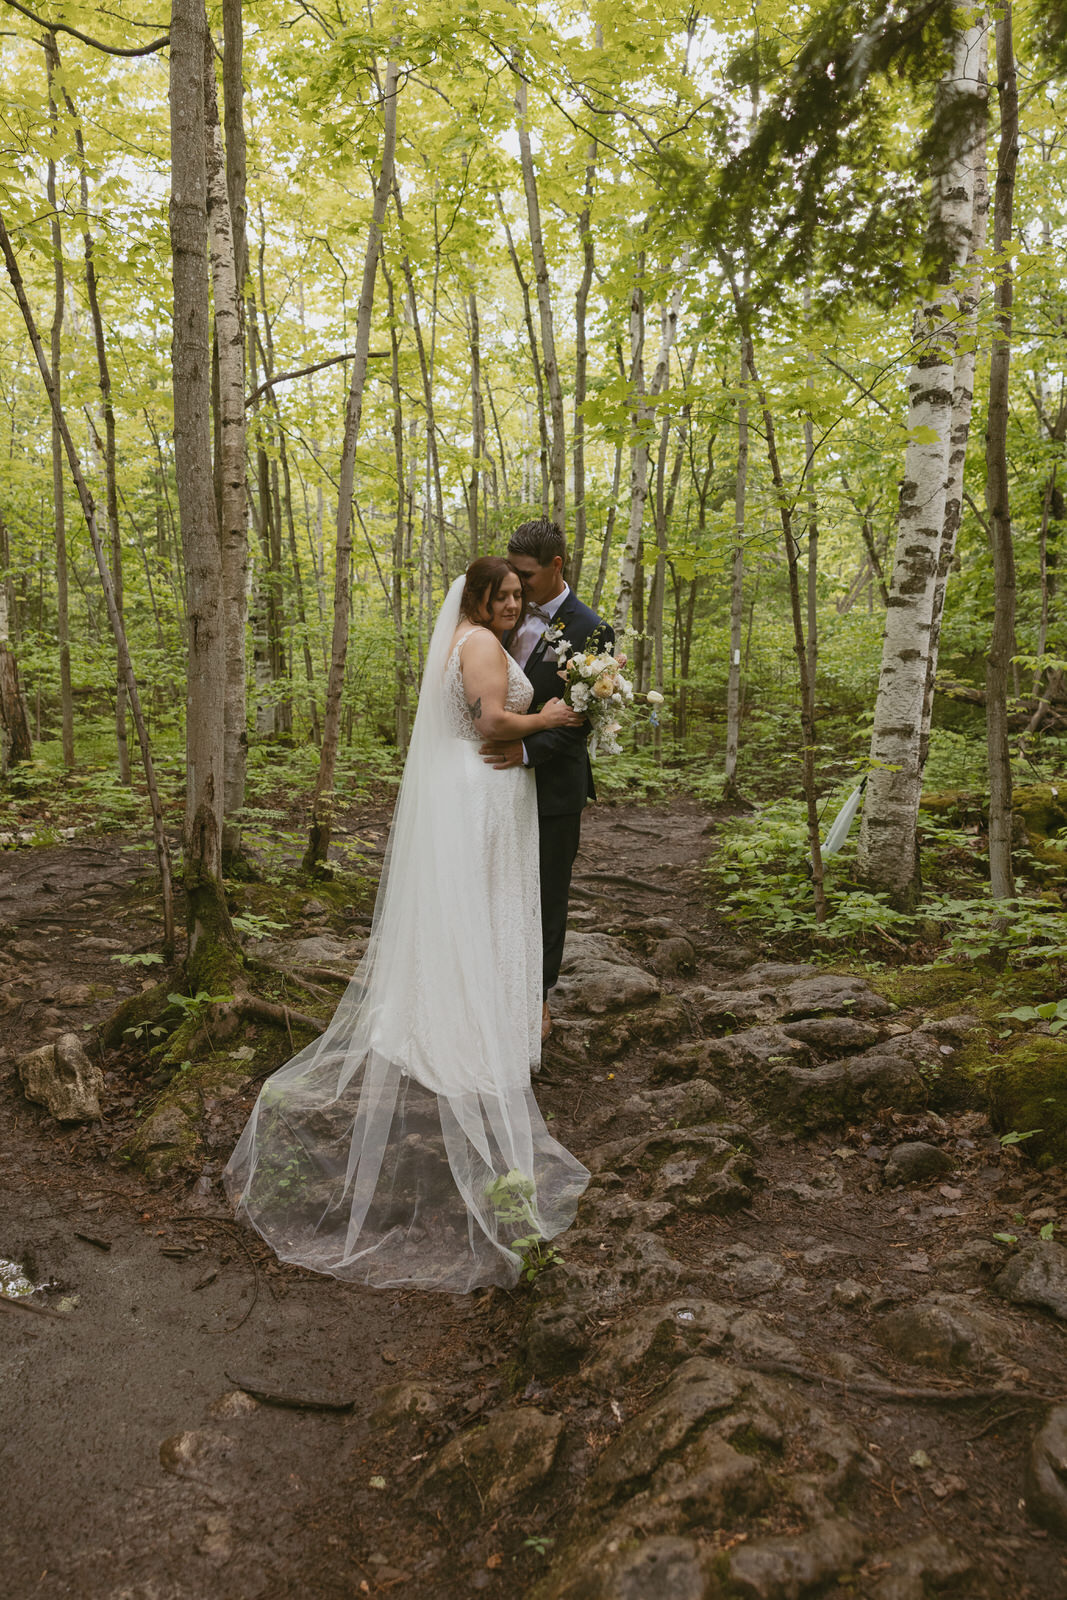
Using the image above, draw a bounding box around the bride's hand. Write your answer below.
[541,696,584,728]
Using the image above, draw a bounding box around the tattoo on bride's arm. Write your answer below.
[467,696,482,721]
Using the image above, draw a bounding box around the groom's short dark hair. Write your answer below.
[508,518,567,569]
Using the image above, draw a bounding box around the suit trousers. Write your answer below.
[539,810,582,997]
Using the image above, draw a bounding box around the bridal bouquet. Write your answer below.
[548,635,643,758]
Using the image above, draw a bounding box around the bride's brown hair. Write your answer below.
[459,556,527,627]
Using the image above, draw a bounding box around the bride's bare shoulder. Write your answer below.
[451,624,498,657]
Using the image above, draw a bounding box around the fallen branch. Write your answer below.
[0,1292,65,1319]
[225,1372,356,1412]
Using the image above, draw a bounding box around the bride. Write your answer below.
[224,558,591,1292]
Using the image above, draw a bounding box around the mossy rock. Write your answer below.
[1013,784,1067,871]
[988,1033,1067,1167]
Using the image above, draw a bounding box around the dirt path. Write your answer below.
[2,798,1067,1598]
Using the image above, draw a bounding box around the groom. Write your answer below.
[481,518,614,1039]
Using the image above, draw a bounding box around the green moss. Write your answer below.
[988,1034,1067,1166]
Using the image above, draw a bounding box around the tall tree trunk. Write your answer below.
[393,188,447,584]
[384,256,412,754]
[803,289,818,689]
[205,39,249,861]
[169,0,235,978]
[0,209,175,951]
[856,18,988,908]
[591,442,622,616]
[724,342,749,800]
[614,255,688,632]
[514,75,565,529]
[919,23,990,768]
[57,55,130,782]
[494,188,549,513]
[572,122,597,592]
[45,37,74,769]
[467,286,485,559]
[0,505,32,766]
[985,6,1019,901]
[736,306,827,921]
[304,55,399,872]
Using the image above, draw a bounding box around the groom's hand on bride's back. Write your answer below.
[480,738,524,770]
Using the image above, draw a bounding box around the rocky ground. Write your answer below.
[3,795,1067,1598]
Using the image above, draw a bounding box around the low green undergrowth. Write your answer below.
[708,792,1067,978]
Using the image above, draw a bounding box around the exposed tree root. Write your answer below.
[749,1358,1058,1407]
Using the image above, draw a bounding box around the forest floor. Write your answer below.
[3,790,1067,1599]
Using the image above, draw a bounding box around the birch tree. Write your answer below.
[856,16,990,908]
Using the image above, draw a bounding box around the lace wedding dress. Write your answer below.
[223,577,589,1292]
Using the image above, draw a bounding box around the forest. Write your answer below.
[5,2,1067,1596]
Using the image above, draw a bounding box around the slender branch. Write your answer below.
[0,0,168,54]
[245,347,388,408]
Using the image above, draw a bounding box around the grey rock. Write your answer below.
[832,1279,870,1309]
[802,1243,853,1270]
[650,937,696,977]
[996,1240,1067,1321]
[641,1079,727,1126]
[588,1357,865,1511]
[622,1129,758,1215]
[941,1237,1003,1279]
[727,1310,803,1365]
[884,1141,954,1186]
[697,1025,812,1075]
[783,1016,882,1052]
[1027,1404,1067,1536]
[561,930,637,968]
[584,1301,733,1386]
[779,974,895,1019]
[271,933,359,966]
[522,1301,591,1378]
[415,1404,563,1515]
[707,944,757,970]
[555,1229,684,1314]
[17,1032,103,1121]
[370,1381,442,1428]
[577,1186,674,1232]
[159,1429,235,1482]
[534,1532,709,1600]
[728,1517,866,1599]
[554,958,660,1016]
[769,1035,938,1127]
[868,1534,976,1600]
[916,1014,979,1041]
[724,1253,786,1295]
[684,986,778,1030]
[734,962,817,989]
[875,1293,1011,1372]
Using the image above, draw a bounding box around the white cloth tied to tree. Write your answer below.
[819,776,868,860]
[224,576,589,1292]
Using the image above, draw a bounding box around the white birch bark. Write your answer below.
[724,340,748,796]
[919,21,990,767]
[857,18,989,906]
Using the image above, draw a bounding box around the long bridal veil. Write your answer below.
[224,575,589,1292]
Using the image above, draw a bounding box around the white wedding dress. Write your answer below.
[223,576,589,1292]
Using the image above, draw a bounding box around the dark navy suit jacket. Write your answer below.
[517,592,614,818]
